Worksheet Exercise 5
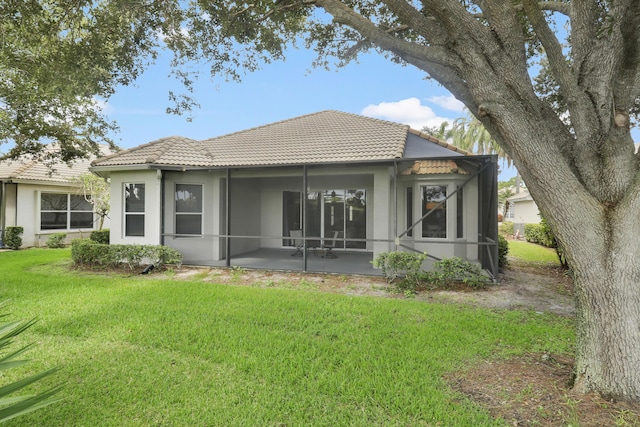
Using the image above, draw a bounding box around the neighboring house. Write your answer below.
[91,110,499,277]
[0,145,109,248]
[505,190,540,236]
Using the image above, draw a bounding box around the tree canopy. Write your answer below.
[0,1,164,160]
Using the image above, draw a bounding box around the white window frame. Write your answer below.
[124,183,145,237]
[39,192,94,231]
[420,184,448,239]
[174,183,203,236]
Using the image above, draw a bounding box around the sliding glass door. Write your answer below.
[282,189,366,249]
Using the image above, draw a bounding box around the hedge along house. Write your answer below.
[0,144,110,248]
[91,111,499,278]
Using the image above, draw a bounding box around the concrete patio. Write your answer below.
[188,248,381,276]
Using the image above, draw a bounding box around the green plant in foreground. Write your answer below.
[0,301,61,422]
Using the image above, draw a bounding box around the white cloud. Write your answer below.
[93,97,113,115]
[360,97,454,130]
[426,95,466,112]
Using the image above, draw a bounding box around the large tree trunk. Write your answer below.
[513,125,640,402]
[568,203,640,400]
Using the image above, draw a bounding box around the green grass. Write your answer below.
[0,249,574,426]
[507,240,560,266]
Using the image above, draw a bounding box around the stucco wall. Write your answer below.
[109,170,162,246]
[512,200,540,224]
[162,171,222,264]
[4,182,105,248]
[395,174,480,263]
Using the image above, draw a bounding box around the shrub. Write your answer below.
[498,235,509,268]
[372,251,426,283]
[499,221,514,237]
[422,257,489,289]
[47,233,67,248]
[71,239,182,271]
[524,223,554,247]
[525,217,568,268]
[89,229,110,245]
[4,226,23,250]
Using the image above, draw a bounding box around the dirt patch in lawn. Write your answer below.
[167,260,639,426]
[447,353,640,426]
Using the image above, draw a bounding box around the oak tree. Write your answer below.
[164,0,640,403]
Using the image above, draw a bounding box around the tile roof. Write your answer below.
[507,190,533,202]
[400,160,470,175]
[0,145,108,184]
[92,136,213,167]
[92,110,464,169]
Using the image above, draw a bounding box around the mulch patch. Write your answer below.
[446,353,640,426]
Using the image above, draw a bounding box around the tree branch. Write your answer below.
[522,0,576,100]
[612,2,640,108]
[380,0,448,44]
[314,0,463,70]
[478,0,528,75]
[533,1,571,16]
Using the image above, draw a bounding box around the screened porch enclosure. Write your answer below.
[220,165,377,274]
[162,157,498,279]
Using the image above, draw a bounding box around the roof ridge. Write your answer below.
[183,139,217,161]
[145,137,181,163]
[200,111,333,143]
[201,110,410,143]
[9,159,34,179]
[407,128,473,156]
[92,136,195,166]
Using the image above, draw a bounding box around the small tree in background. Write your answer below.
[73,174,110,230]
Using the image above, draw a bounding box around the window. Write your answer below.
[456,186,464,238]
[504,203,514,220]
[406,187,413,237]
[124,183,145,236]
[175,184,203,235]
[41,193,93,230]
[422,185,447,238]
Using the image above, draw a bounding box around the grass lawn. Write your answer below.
[507,240,560,267]
[0,249,573,426]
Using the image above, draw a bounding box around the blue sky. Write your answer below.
[105,47,515,177]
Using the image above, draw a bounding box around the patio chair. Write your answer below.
[321,231,340,259]
[290,229,304,256]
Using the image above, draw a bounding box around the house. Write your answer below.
[0,145,109,248]
[91,111,499,277]
[505,190,540,236]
